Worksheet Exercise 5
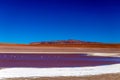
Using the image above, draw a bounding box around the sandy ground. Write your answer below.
[4,73,120,80]
[0,46,120,57]
[0,46,120,53]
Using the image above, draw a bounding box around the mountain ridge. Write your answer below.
[30,39,104,45]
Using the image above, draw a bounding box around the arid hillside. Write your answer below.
[0,40,120,48]
[29,40,120,48]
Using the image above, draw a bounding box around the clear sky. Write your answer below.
[0,0,120,44]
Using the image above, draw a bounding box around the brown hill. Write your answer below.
[29,40,120,48]
[30,39,102,44]
[0,40,120,48]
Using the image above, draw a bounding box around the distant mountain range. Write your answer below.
[0,40,120,48]
[29,39,120,48]
[30,39,103,45]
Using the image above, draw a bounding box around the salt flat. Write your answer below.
[0,63,120,79]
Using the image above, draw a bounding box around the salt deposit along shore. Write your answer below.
[0,52,120,57]
[0,46,120,79]
[0,46,120,57]
[0,63,120,79]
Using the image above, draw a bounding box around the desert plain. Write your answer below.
[0,42,120,80]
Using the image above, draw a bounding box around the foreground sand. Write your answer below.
[0,46,120,57]
[3,73,120,80]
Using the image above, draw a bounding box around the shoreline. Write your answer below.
[0,46,120,57]
[0,46,119,79]
[5,73,120,80]
[0,52,119,57]
[0,63,120,79]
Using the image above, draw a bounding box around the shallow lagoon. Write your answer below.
[0,53,119,67]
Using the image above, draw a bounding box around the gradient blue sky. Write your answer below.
[0,0,120,44]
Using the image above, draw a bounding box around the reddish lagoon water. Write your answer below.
[0,53,120,67]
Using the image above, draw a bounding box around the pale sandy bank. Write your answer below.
[0,46,120,57]
[4,73,120,80]
[0,63,120,79]
[0,46,120,53]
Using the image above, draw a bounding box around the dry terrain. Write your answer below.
[0,45,120,57]
[0,41,120,54]
[4,73,120,80]
[0,45,120,53]
[0,42,120,80]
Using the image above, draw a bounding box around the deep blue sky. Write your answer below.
[0,0,120,44]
